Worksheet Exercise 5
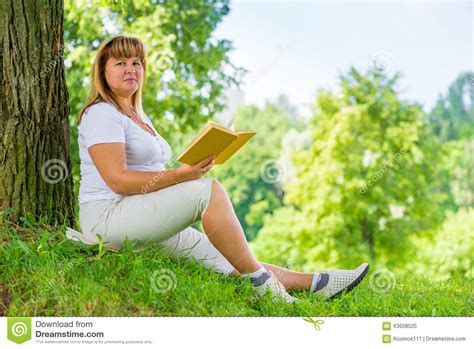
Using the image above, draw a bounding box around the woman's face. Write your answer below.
[104,56,143,100]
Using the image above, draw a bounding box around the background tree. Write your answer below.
[210,96,304,240]
[428,72,473,213]
[251,68,442,271]
[407,207,473,281]
[1,0,75,225]
[428,72,474,142]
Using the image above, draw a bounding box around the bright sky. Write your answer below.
[214,0,473,116]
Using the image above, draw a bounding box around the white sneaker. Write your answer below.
[252,272,298,304]
[65,227,99,245]
[314,263,370,300]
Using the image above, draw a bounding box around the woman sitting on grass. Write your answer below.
[67,35,370,303]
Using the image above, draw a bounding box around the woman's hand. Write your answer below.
[176,155,216,182]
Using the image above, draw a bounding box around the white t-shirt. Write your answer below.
[78,101,173,204]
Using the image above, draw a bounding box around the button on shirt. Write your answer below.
[78,102,173,204]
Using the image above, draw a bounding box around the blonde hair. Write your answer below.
[77,35,148,125]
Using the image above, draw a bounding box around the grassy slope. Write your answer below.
[1,223,472,317]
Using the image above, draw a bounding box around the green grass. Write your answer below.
[1,221,472,317]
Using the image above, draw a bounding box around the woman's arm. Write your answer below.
[88,143,215,195]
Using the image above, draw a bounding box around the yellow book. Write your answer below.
[177,120,257,165]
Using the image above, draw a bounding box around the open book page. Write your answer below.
[177,120,256,165]
[181,122,213,153]
[177,126,236,164]
[214,130,257,164]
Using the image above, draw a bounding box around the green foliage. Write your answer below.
[435,139,474,213]
[408,207,473,281]
[428,72,474,214]
[211,97,301,240]
[252,67,443,269]
[428,72,474,142]
[250,206,315,269]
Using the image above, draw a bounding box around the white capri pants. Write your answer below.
[67,178,235,275]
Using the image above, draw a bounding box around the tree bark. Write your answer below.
[1,0,75,226]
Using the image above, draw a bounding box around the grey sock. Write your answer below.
[242,267,271,286]
[310,272,329,292]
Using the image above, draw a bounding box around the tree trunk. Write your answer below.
[1,0,75,226]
